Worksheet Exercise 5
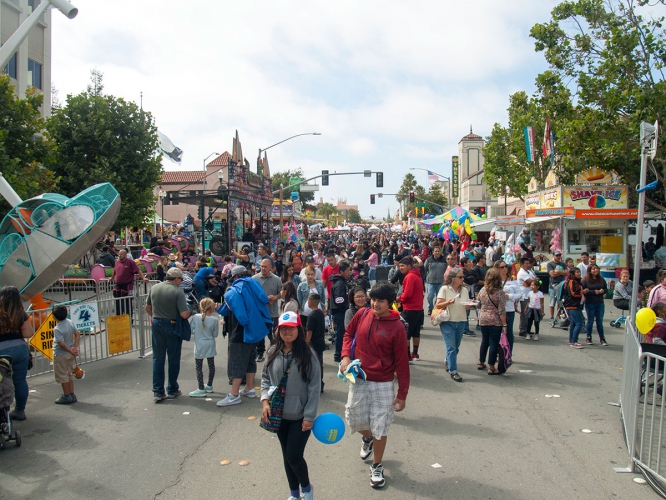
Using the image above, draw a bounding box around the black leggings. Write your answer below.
[277,418,311,491]
[526,318,540,336]
[195,358,215,390]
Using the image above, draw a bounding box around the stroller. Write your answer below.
[0,355,21,449]
[179,271,200,314]
[552,281,571,329]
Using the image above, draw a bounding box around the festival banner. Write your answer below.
[523,126,535,162]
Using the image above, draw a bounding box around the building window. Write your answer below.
[3,52,17,79]
[28,0,40,11]
[28,58,42,89]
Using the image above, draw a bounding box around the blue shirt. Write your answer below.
[194,267,215,281]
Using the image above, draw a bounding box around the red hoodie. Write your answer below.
[398,267,424,311]
[341,309,410,400]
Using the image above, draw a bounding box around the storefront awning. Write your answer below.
[525,215,574,225]
[470,219,497,232]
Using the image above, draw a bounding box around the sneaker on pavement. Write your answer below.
[570,343,584,349]
[154,392,166,403]
[166,390,182,399]
[286,496,300,500]
[301,485,314,500]
[550,319,555,327]
[601,339,609,346]
[519,332,527,337]
[204,385,213,392]
[239,388,256,398]
[525,334,531,340]
[189,389,207,397]
[450,372,463,382]
[216,394,242,407]
[55,394,74,405]
[411,352,420,361]
[360,437,374,460]
[9,409,26,421]
[444,360,448,372]
[370,463,386,488]
[463,330,476,337]
[70,393,77,403]
[256,355,265,363]
[586,337,594,345]
[533,334,539,341]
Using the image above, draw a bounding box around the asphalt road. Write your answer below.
[0,303,656,500]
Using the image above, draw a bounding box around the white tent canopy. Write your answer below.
[369,225,380,231]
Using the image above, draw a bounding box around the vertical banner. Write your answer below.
[524,126,535,162]
[452,156,459,198]
[542,118,555,165]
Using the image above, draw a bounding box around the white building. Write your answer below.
[1,0,52,117]
[455,127,497,214]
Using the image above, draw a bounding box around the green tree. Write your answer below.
[423,184,448,214]
[47,71,162,228]
[0,74,57,217]
[271,167,315,204]
[530,0,666,208]
[396,172,418,203]
[317,202,336,220]
[347,208,362,223]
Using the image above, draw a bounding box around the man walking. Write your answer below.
[330,261,351,362]
[547,251,568,327]
[398,256,424,361]
[341,282,410,489]
[424,246,447,315]
[217,266,272,407]
[111,249,148,317]
[144,268,191,402]
[253,259,282,362]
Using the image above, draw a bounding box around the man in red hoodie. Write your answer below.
[341,282,410,489]
[397,256,425,361]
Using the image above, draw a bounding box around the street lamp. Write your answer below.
[257,133,322,242]
[159,190,166,237]
[409,167,452,211]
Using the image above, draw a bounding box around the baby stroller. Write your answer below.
[552,282,571,329]
[179,271,200,314]
[0,355,21,449]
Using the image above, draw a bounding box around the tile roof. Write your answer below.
[161,171,204,184]
[460,132,483,142]
[208,152,232,166]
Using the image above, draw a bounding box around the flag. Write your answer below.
[427,171,438,181]
[157,130,183,164]
[524,126,535,162]
[542,118,554,165]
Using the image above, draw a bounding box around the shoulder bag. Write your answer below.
[260,357,293,433]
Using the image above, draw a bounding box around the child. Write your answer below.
[305,293,326,393]
[525,281,544,341]
[352,258,361,279]
[189,298,218,397]
[648,302,666,344]
[52,305,80,405]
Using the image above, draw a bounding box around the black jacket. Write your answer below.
[330,275,349,311]
[96,252,116,267]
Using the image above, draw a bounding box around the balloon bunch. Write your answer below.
[549,228,562,254]
[503,233,516,265]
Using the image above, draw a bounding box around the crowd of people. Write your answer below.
[4,226,666,499]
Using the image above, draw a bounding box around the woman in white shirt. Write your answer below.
[297,265,326,326]
[494,261,522,354]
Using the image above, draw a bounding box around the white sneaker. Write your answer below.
[533,334,539,341]
[525,335,531,341]
[239,388,256,398]
[370,463,385,488]
[216,394,241,407]
[360,437,374,460]
[301,485,314,500]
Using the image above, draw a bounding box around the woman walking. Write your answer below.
[282,282,300,314]
[261,312,320,500]
[494,260,521,354]
[0,286,34,420]
[366,246,379,282]
[297,266,326,327]
[477,269,507,375]
[345,287,370,328]
[563,268,586,348]
[435,268,474,382]
[581,264,608,345]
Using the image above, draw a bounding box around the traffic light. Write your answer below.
[197,205,204,220]
[409,192,415,203]
[322,170,329,186]
[370,194,376,204]
[376,172,383,188]
[473,206,486,217]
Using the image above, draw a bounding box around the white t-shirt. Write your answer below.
[528,290,544,309]
[577,262,589,277]
[516,268,536,300]
[299,267,322,282]
[502,280,522,313]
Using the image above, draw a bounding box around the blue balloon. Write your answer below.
[312,412,345,444]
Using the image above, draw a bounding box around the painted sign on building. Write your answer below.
[563,186,628,209]
[451,156,459,197]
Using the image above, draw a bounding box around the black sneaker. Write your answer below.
[601,339,609,346]
[9,409,26,421]
[70,393,77,403]
[154,392,167,403]
[370,463,385,488]
[333,355,341,363]
[450,372,463,382]
[360,437,374,460]
[55,394,74,405]
[586,337,594,345]
[166,390,182,399]
[256,355,265,362]
[463,330,476,337]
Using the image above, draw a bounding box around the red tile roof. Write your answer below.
[460,132,483,142]
[161,171,204,184]
[208,152,231,166]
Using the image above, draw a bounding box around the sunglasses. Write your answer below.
[499,265,507,269]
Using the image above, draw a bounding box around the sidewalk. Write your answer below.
[0,305,656,500]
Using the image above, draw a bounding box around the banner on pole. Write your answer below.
[524,126,535,162]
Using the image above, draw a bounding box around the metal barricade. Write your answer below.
[636,349,666,484]
[617,321,642,473]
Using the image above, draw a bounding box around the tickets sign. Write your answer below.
[71,302,99,330]
[29,312,56,361]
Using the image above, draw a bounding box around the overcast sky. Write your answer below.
[51,0,561,218]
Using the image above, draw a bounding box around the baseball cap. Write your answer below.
[278,311,301,328]
[166,267,183,279]
[553,250,562,256]
[230,265,247,277]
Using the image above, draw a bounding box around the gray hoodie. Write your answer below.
[424,255,448,284]
[261,347,321,421]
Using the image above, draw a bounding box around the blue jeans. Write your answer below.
[152,319,183,395]
[332,311,346,359]
[568,309,585,343]
[480,325,502,366]
[427,283,442,312]
[505,311,515,354]
[584,302,605,340]
[193,278,207,299]
[368,267,376,281]
[0,341,29,411]
[440,321,466,374]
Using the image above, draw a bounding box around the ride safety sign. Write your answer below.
[29,312,56,361]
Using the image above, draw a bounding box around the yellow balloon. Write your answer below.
[452,221,459,230]
[636,307,657,335]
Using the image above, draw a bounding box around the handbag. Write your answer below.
[174,316,192,341]
[430,306,450,326]
[497,331,513,374]
[260,357,293,433]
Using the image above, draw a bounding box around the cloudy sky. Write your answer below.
[51,0,561,218]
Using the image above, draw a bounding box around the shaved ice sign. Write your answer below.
[563,187,627,210]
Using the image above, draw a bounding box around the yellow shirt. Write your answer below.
[437,285,469,322]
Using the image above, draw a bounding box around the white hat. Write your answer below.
[278,311,301,328]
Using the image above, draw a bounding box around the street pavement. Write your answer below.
[0,301,657,500]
